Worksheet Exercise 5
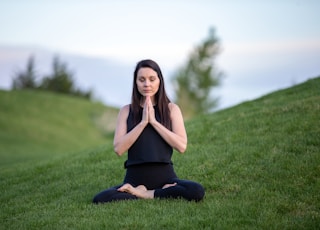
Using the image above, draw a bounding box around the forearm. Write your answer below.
[114,121,147,156]
[150,120,187,153]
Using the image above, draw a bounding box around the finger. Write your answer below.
[144,98,148,108]
[145,96,150,104]
[145,98,150,110]
[148,96,153,106]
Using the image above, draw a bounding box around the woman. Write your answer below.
[93,59,205,203]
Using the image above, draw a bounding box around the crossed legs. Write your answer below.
[93,179,204,204]
[117,183,177,199]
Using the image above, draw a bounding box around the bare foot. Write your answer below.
[162,182,177,189]
[118,184,154,199]
[136,185,147,191]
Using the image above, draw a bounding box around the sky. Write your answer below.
[1,0,320,110]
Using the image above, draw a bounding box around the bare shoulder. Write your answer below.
[168,102,181,111]
[120,104,130,112]
[168,102,182,115]
[118,104,130,117]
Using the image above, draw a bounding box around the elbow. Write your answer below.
[176,142,187,154]
[177,136,188,154]
[114,148,123,156]
[179,145,187,154]
[113,144,124,156]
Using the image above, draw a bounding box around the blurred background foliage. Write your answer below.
[12,55,92,100]
[11,28,221,119]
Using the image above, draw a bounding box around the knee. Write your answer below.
[92,192,107,204]
[92,194,101,204]
[191,183,205,202]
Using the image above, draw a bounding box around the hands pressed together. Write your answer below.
[142,96,156,125]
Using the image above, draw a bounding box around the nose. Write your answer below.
[144,80,150,86]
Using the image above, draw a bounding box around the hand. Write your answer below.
[146,96,156,124]
[141,97,149,125]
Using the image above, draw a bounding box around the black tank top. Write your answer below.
[125,105,173,167]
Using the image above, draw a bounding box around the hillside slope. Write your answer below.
[0,77,319,229]
[182,77,320,225]
[0,90,118,167]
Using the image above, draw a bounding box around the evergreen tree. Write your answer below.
[11,55,92,100]
[40,56,74,94]
[172,28,223,119]
[40,56,92,99]
[12,55,38,90]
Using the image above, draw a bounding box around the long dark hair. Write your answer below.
[131,59,171,130]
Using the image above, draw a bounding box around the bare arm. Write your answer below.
[114,98,187,155]
[148,101,187,153]
[113,105,148,156]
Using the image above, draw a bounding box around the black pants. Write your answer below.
[92,163,205,203]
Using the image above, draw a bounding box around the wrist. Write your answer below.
[140,120,148,128]
[149,118,157,126]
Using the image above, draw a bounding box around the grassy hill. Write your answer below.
[0,90,118,167]
[0,77,319,229]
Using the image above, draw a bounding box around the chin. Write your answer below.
[143,93,154,97]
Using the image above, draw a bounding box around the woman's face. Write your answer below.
[136,67,160,99]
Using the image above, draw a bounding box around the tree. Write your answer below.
[40,56,75,94]
[39,56,92,99]
[11,55,92,99]
[172,28,223,119]
[12,55,38,90]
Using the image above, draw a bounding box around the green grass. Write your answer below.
[1,77,319,229]
[0,90,118,168]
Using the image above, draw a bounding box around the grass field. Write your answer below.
[0,90,118,167]
[0,77,319,229]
